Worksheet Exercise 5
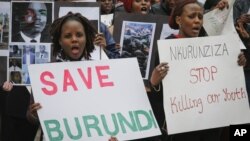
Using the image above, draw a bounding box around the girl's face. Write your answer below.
[176,3,203,38]
[131,0,151,15]
[59,20,86,60]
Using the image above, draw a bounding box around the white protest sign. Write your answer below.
[28,58,161,141]
[158,34,250,135]
[221,4,246,49]
[101,14,114,27]
[203,0,235,35]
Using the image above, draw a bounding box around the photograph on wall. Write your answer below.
[55,1,100,31]
[11,1,53,43]
[120,21,156,79]
[8,43,51,85]
[0,2,10,45]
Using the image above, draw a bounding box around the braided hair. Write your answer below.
[50,12,97,60]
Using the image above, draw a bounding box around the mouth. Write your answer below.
[192,27,201,34]
[141,7,148,13]
[71,46,80,55]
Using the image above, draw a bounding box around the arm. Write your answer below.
[98,23,121,59]
[26,94,42,125]
[150,62,169,91]
[238,51,247,67]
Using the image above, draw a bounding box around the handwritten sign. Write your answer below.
[158,34,250,134]
[28,58,161,141]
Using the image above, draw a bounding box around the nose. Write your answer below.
[72,35,78,42]
[104,0,109,4]
[194,16,202,23]
[142,0,147,4]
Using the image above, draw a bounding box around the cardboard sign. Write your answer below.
[158,34,250,134]
[28,58,161,141]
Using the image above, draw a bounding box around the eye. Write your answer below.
[198,14,203,20]
[39,9,47,16]
[64,34,71,39]
[76,32,83,37]
[188,14,195,19]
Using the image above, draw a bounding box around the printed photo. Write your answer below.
[0,2,10,45]
[11,1,53,43]
[120,21,156,79]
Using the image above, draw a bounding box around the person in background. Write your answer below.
[123,1,168,141]
[123,0,152,14]
[9,45,21,57]
[26,12,119,141]
[150,1,246,141]
[233,0,250,105]
[151,0,178,16]
[203,0,228,12]
[96,22,121,58]
[98,0,115,15]
[97,0,122,53]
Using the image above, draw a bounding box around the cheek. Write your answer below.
[132,4,141,12]
[41,16,47,22]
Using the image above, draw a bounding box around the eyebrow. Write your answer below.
[39,9,47,13]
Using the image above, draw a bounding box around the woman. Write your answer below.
[27,12,117,141]
[150,0,246,141]
[123,0,152,14]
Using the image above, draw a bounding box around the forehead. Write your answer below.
[28,3,47,10]
[182,3,203,13]
[62,20,85,30]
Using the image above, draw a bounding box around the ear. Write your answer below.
[176,16,181,27]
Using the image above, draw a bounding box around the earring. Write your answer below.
[178,23,182,28]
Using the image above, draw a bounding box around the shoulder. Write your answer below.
[12,32,24,42]
[165,34,177,39]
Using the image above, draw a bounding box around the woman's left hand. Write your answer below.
[2,81,13,92]
[94,33,107,49]
[215,0,229,10]
[238,52,247,67]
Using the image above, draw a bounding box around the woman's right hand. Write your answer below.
[150,62,169,86]
[29,102,42,119]
[108,137,118,141]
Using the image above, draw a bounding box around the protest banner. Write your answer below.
[28,58,161,141]
[158,34,250,134]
